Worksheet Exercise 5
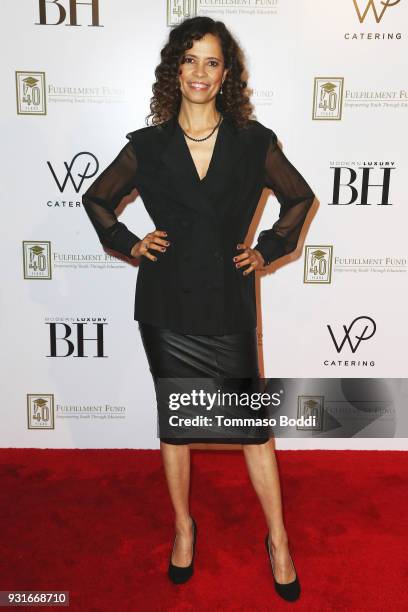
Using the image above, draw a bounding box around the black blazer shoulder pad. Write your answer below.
[126,123,157,144]
[241,119,277,156]
[125,122,165,157]
[246,118,277,141]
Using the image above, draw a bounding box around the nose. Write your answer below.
[192,62,207,79]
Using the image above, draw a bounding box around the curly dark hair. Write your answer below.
[145,16,254,129]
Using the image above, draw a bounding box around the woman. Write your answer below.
[82,16,315,601]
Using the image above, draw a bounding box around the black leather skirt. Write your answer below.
[138,322,271,445]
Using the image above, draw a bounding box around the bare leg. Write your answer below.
[160,441,194,566]
[242,438,296,583]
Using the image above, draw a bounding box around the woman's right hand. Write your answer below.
[130,230,170,261]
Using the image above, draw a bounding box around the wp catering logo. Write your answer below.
[327,316,377,354]
[345,0,403,40]
[352,0,401,23]
[45,316,108,358]
[324,316,377,368]
[47,152,99,201]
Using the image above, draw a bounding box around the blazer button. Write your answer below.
[183,253,191,261]
[181,220,190,228]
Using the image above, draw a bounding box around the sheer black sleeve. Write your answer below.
[253,131,315,266]
[81,136,142,258]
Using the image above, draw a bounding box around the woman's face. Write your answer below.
[178,33,228,105]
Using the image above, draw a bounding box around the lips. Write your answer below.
[188,82,210,90]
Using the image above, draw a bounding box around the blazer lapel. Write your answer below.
[201,115,246,217]
[159,114,246,221]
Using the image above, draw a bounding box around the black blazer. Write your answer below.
[82,114,315,335]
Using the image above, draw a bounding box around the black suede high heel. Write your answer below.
[265,533,301,602]
[168,517,197,584]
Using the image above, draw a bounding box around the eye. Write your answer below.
[183,56,194,63]
[209,60,219,68]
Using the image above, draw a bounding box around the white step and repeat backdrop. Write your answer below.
[1,1,407,449]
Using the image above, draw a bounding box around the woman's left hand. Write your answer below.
[233,243,265,275]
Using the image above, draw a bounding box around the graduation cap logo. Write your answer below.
[320,82,337,94]
[297,395,324,431]
[304,245,333,283]
[30,245,44,256]
[311,249,327,260]
[22,76,39,89]
[309,249,328,273]
[303,399,320,418]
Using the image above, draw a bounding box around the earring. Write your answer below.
[219,81,224,95]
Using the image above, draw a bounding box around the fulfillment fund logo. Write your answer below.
[304,246,333,283]
[27,394,55,429]
[167,0,197,26]
[23,241,52,279]
[312,78,344,120]
[304,244,406,280]
[297,396,324,431]
[23,240,127,276]
[27,393,126,427]
[15,71,46,115]
[16,70,125,109]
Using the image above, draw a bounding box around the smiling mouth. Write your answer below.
[188,82,210,90]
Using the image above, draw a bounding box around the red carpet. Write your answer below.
[0,449,407,611]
